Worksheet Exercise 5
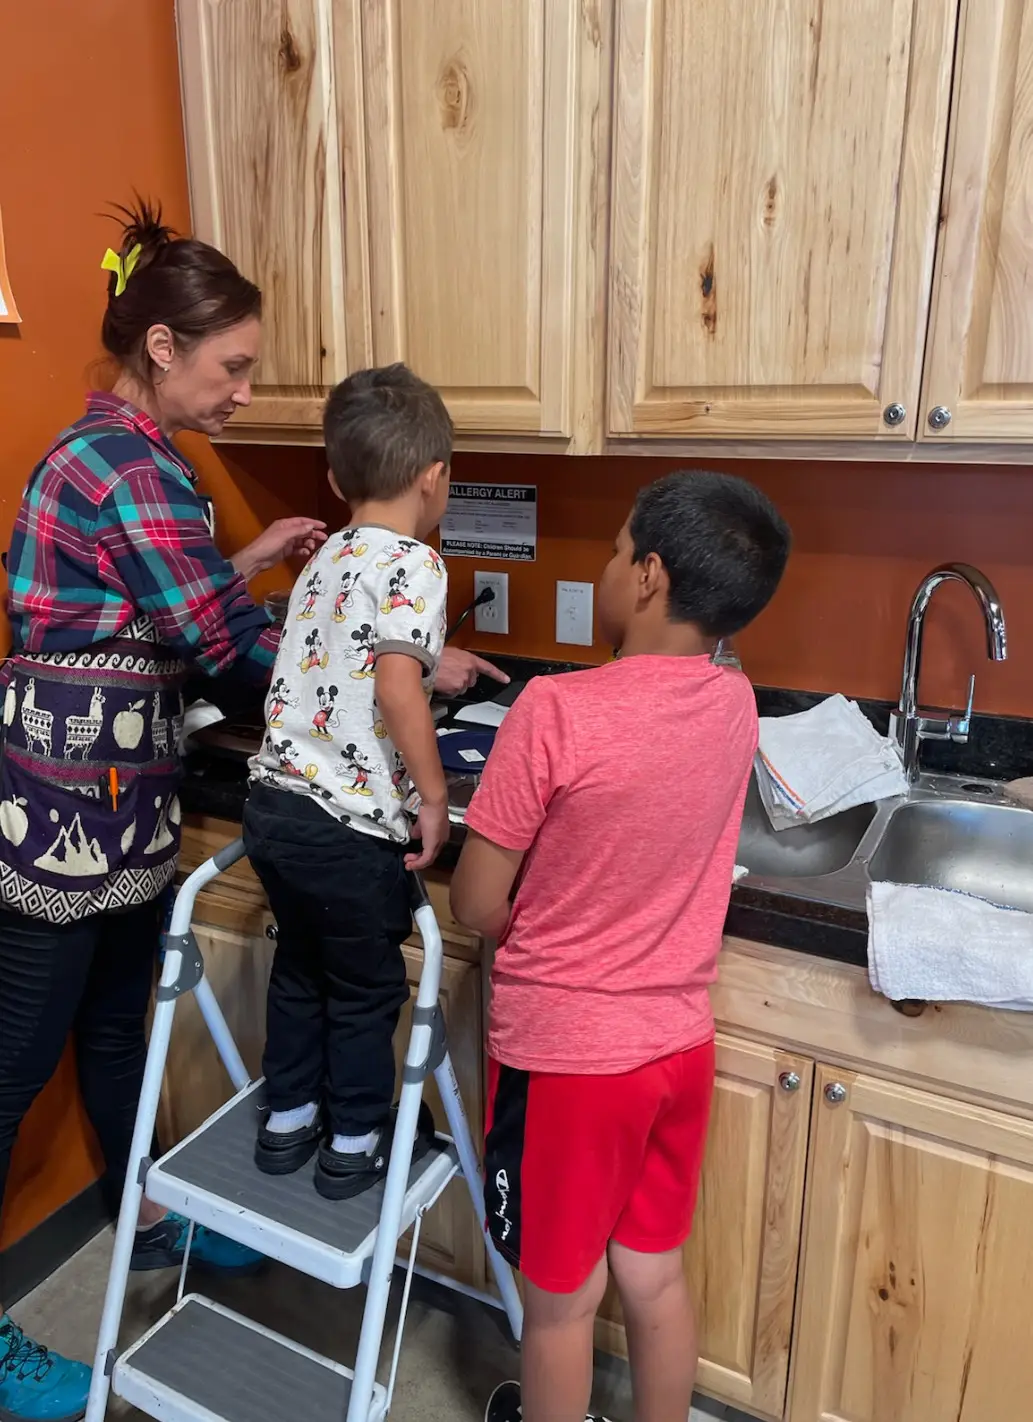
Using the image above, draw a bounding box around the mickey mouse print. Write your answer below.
[249,525,448,842]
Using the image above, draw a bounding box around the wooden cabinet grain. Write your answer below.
[607,0,958,441]
[921,0,1033,441]
[177,0,1033,453]
[789,1064,1033,1422]
[596,1035,812,1421]
[178,0,367,435]
[178,0,610,446]
[355,0,608,443]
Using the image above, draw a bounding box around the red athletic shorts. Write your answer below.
[483,1039,715,1293]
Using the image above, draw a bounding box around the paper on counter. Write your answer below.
[453,700,509,728]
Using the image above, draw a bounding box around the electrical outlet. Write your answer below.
[474,571,510,635]
[556,581,593,647]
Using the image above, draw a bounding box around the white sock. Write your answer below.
[267,1102,319,1134]
[332,1131,378,1154]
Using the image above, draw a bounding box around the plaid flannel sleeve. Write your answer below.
[97,460,279,682]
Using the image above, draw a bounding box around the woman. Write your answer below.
[0,202,501,1422]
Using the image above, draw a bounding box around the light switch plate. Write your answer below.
[474,571,509,634]
[556,581,593,646]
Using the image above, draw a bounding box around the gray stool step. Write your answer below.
[114,1293,386,1422]
[147,1081,459,1288]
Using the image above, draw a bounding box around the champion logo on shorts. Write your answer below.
[494,1168,512,1240]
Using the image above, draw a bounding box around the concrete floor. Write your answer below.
[14,1228,756,1422]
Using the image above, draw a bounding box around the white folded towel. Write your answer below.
[867,880,1033,1010]
[757,694,907,830]
[178,699,226,754]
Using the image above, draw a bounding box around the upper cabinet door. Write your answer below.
[922,1,1033,442]
[607,0,958,441]
[355,0,606,441]
[179,0,370,436]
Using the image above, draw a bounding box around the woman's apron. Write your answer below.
[0,618,187,923]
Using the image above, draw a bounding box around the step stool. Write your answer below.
[84,839,523,1422]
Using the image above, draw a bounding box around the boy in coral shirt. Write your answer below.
[451,470,790,1422]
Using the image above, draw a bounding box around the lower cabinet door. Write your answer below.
[789,1065,1033,1422]
[596,1034,813,1421]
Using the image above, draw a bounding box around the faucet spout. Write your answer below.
[893,563,1007,782]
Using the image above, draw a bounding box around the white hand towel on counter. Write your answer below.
[757,694,907,830]
[867,880,1033,1010]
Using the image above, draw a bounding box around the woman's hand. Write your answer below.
[434,647,510,697]
[232,517,327,581]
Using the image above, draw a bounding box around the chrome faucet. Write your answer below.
[889,563,1007,782]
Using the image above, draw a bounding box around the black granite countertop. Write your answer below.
[179,655,1033,974]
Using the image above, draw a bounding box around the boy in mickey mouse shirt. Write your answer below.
[246,364,453,1199]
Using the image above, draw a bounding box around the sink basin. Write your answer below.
[736,776,877,879]
[869,799,1033,911]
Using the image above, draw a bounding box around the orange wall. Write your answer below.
[439,453,1033,719]
[262,447,1033,719]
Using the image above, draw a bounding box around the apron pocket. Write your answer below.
[0,751,178,891]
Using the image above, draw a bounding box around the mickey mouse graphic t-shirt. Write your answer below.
[249,525,448,842]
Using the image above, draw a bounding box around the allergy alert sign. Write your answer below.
[440,483,537,562]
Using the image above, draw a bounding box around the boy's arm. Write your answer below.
[373,542,450,870]
[375,653,449,870]
[450,831,524,937]
[450,678,569,934]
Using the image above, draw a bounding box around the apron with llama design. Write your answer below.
[0,619,187,923]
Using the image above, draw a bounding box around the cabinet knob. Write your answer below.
[265,922,278,940]
[882,402,906,427]
[778,1071,802,1093]
[927,405,952,430]
[824,1081,848,1106]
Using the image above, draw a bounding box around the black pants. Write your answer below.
[243,783,412,1135]
[0,898,162,1242]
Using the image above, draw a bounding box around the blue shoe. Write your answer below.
[129,1212,265,1276]
[0,1318,91,1422]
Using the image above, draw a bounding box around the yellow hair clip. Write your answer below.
[100,242,142,297]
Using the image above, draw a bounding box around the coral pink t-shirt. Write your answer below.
[463,657,757,1074]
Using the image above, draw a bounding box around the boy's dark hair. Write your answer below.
[323,364,453,502]
[630,470,790,637]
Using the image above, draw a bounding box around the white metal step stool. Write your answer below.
[84,839,523,1422]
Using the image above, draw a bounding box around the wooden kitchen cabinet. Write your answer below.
[788,1064,1033,1422]
[596,1035,813,1421]
[178,0,369,434]
[178,0,610,447]
[607,0,958,441]
[353,0,609,444]
[921,0,1033,442]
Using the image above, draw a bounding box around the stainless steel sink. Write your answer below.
[736,776,877,878]
[868,798,1033,912]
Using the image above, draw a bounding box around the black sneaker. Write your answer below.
[255,1113,322,1175]
[314,1102,435,1201]
[484,1382,613,1422]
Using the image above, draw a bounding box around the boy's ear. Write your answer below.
[639,549,668,602]
[420,460,448,493]
[327,467,344,502]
